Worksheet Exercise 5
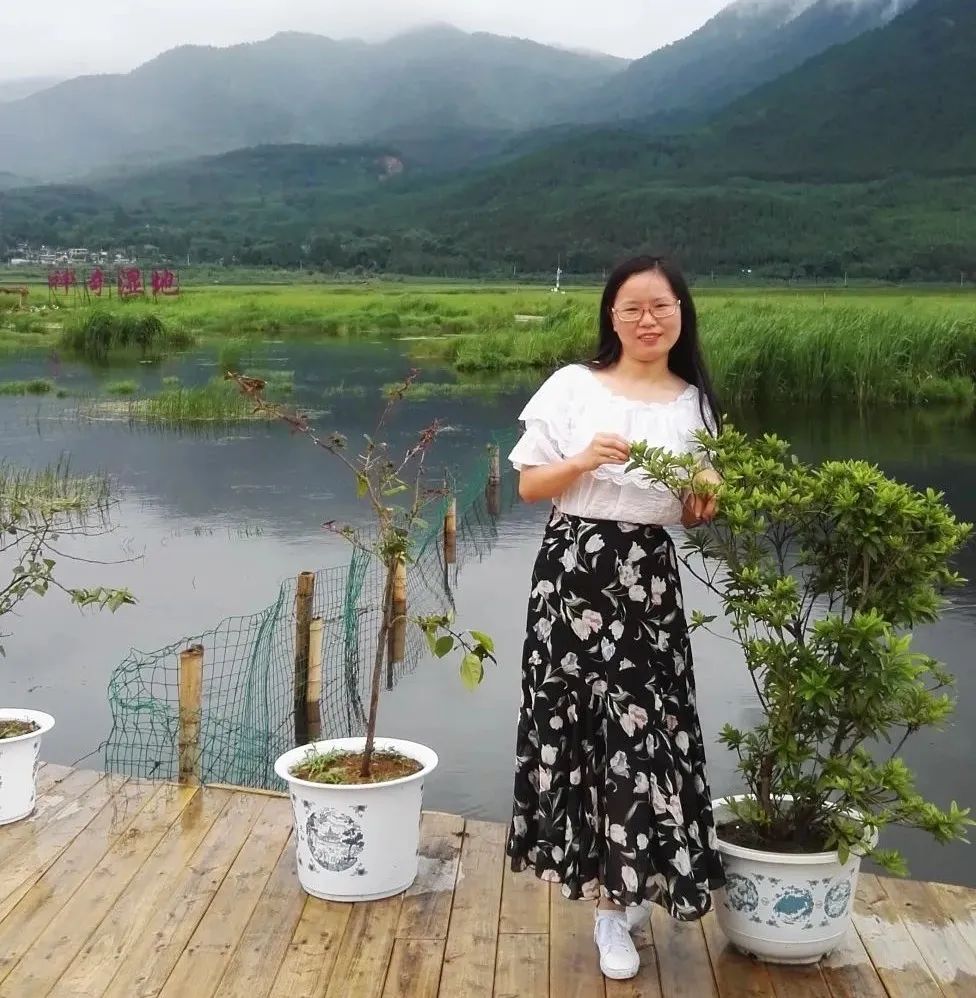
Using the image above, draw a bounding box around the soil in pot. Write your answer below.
[0,719,40,740]
[289,748,423,785]
[718,819,832,854]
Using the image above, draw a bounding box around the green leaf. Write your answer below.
[434,636,454,658]
[470,630,495,654]
[460,652,484,691]
[356,474,369,498]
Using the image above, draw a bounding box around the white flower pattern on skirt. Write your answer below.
[507,511,726,920]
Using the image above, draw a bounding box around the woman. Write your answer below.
[506,256,726,981]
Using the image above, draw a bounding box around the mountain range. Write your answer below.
[0,0,973,281]
[572,0,917,125]
[0,0,919,182]
[0,27,623,181]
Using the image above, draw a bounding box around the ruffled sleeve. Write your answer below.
[508,366,579,471]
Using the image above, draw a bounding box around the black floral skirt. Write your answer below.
[507,510,726,920]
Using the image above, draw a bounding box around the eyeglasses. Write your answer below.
[612,301,681,323]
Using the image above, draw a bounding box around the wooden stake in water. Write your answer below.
[487,443,501,517]
[444,495,457,565]
[307,616,324,742]
[293,571,315,746]
[178,644,204,785]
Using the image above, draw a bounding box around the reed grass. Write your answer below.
[0,378,54,395]
[60,310,194,361]
[81,381,270,424]
[249,369,295,393]
[427,300,976,405]
[105,379,138,396]
[0,458,111,515]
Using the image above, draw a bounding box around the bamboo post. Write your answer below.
[387,557,407,674]
[487,443,501,517]
[306,616,324,742]
[443,495,457,565]
[294,571,316,746]
[178,644,204,785]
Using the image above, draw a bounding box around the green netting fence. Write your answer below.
[103,431,519,790]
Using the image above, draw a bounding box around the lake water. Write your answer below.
[1,339,974,888]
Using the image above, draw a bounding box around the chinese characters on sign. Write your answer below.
[151,269,180,300]
[47,269,77,296]
[117,267,144,299]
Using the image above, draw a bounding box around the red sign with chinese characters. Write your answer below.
[117,267,144,299]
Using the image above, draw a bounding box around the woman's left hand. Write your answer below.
[681,468,721,527]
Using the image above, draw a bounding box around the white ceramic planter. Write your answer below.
[275,736,438,902]
[712,795,878,965]
[0,709,55,826]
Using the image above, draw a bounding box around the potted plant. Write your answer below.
[629,426,973,964]
[232,372,494,901]
[0,463,134,824]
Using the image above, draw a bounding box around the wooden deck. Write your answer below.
[2,766,975,998]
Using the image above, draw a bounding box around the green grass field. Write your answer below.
[1,281,974,405]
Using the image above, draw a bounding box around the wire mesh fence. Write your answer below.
[103,431,519,790]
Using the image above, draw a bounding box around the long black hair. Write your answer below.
[589,255,722,433]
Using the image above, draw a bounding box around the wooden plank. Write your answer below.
[0,773,127,918]
[269,897,351,998]
[494,933,547,998]
[930,883,976,962]
[211,836,305,998]
[397,812,464,940]
[548,893,604,998]
[765,963,831,998]
[651,906,719,998]
[851,874,944,998]
[159,796,295,998]
[54,786,231,998]
[5,784,193,995]
[699,910,774,998]
[0,766,105,869]
[878,877,976,997]
[34,761,74,788]
[605,907,663,998]
[438,819,507,998]
[820,924,889,998]
[383,938,445,998]
[322,896,404,998]
[499,861,550,936]
[100,788,264,998]
[0,778,158,982]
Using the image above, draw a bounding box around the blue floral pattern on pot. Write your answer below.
[724,873,759,913]
[824,878,853,919]
[772,886,815,925]
[721,870,858,931]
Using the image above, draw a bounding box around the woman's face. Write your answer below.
[610,269,682,365]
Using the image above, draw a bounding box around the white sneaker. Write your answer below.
[594,912,640,980]
[626,900,652,933]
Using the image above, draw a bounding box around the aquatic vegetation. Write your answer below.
[60,310,194,361]
[81,380,274,424]
[430,298,976,406]
[0,378,55,395]
[105,379,139,396]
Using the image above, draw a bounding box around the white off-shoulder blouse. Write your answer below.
[508,364,714,526]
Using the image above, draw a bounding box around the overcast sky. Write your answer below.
[4,0,733,80]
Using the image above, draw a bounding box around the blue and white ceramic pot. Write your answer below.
[275,736,438,902]
[712,794,878,964]
[0,709,55,825]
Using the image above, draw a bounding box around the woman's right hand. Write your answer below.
[574,433,632,473]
